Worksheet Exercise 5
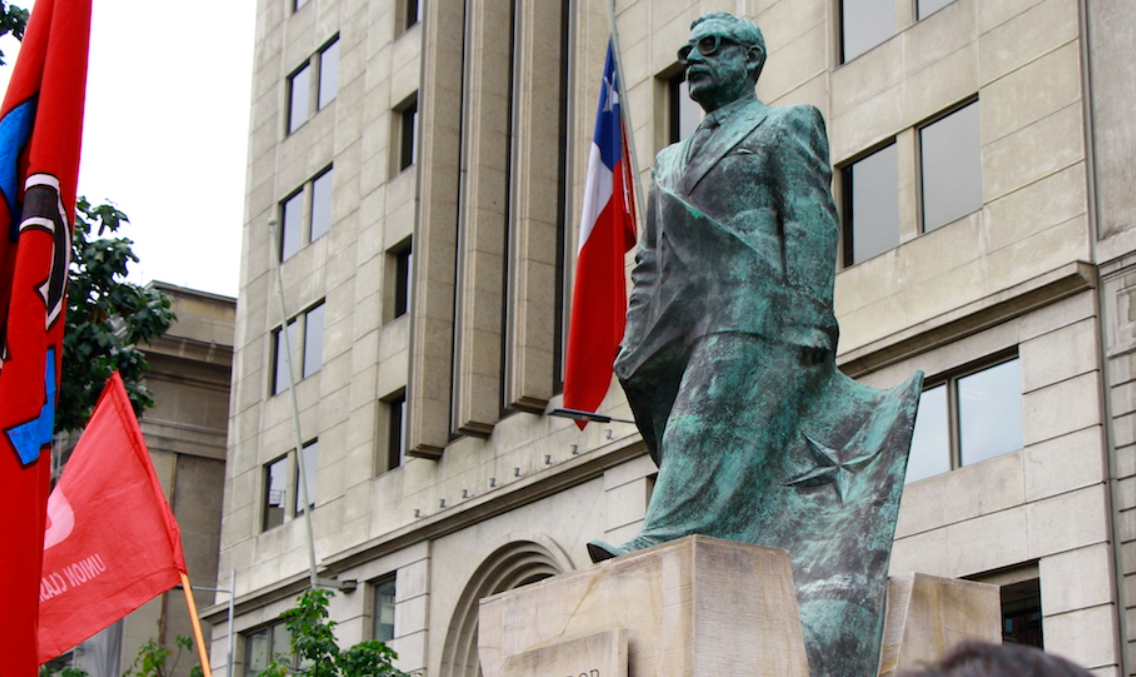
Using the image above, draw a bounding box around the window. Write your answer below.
[840,143,899,266]
[372,575,397,642]
[841,0,894,62]
[393,95,418,173]
[293,0,310,11]
[917,0,956,19]
[920,100,982,232]
[668,72,702,144]
[906,356,1023,484]
[387,240,412,320]
[302,302,325,378]
[261,439,319,532]
[288,64,311,134]
[402,0,421,31]
[272,320,297,395]
[286,35,339,134]
[1002,579,1043,647]
[262,456,288,530]
[280,191,304,261]
[310,169,334,242]
[295,440,318,514]
[272,301,326,395]
[279,167,334,261]
[317,39,339,110]
[383,391,406,472]
[245,622,302,675]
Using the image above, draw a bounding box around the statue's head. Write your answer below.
[681,12,766,112]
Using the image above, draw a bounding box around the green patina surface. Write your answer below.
[587,12,924,677]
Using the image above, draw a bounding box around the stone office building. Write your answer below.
[207,0,1136,674]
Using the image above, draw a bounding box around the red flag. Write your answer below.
[0,0,91,670]
[37,372,187,664]
[563,41,637,427]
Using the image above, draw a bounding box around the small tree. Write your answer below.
[55,198,177,432]
[0,1,28,65]
[262,589,410,677]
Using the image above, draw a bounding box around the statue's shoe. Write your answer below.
[586,540,624,563]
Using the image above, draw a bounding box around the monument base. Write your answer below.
[478,536,1000,677]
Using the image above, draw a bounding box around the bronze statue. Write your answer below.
[586,13,923,677]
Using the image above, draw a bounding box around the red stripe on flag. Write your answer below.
[563,151,637,426]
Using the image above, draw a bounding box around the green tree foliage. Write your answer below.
[39,634,203,677]
[0,1,28,65]
[56,198,176,432]
[262,589,411,677]
[121,635,203,677]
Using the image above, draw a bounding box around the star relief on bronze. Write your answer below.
[783,434,881,505]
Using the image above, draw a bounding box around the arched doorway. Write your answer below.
[438,539,570,677]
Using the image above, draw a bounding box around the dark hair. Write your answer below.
[900,641,1092,677]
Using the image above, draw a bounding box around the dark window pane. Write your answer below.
[845,143,899,264]
[281,191,304,261]
[906,384,951,483]
[387,394,406,470]
[296,440,318,514]
[406,0,421,28]
[669,73,702,143]
[294,0,310,10]
[273,321,297,395]
[288,64,311,133]
[310,169,333,241]
[395,244,412,318]
[374,576,397,642]
[918,0,956,19]
[263,457,288,530]
[958,358,1022,466]
[318,39,339,110]
[842,0,894,62]
[400,103,418,171]
[921,101,983,231]
[303,303,325,378]
[1002,579,1044,648]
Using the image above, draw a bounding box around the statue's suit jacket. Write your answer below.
[614,98,841,394]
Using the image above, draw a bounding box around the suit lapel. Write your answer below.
[682,102,769,195]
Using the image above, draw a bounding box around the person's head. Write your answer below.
[680,12,766,112]
[901,641,1092,677]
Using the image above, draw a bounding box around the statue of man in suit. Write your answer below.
[587,12,924,677]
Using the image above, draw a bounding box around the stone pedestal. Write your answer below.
[878,574,1002,677]
[479,535,810,677]
[478,536,1001,677]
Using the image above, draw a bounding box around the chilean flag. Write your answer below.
[563,41,638,426]
[0,0,92,671]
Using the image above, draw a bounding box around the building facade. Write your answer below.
[209,0,1136,675]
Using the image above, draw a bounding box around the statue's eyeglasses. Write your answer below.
[678,35,739,65]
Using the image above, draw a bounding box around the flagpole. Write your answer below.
[604,0,646,223]
[268,217,321,589]
[179,572,214,677]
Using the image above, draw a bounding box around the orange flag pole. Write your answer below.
[180,572,214,677]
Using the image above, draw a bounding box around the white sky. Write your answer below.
[0,0,257,298]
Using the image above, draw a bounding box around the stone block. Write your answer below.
[1026,485,1109,558]
[478,536,809,677]
[1039,544,1114,616]
[501,630,627,677]
[1022,372,1101,447]
[1023,426,1105,502]
[1044,604,1119,670]
[878,574,1001,677]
